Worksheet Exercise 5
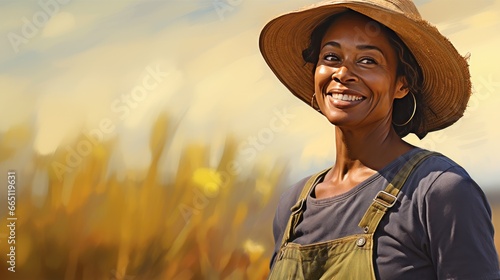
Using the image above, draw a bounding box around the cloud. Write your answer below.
[418,0,496,24]
[41,11,75,38]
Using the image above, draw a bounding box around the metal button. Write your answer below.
[363,226,369,233]
[356,237,366,247]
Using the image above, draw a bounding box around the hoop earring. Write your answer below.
[393,92,416,127]
[311,93,321,112]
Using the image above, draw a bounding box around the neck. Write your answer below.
[331,124,413,179]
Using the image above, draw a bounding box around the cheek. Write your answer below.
[364,72,393,94]
[314,65,331,90]
[316,65,329,75]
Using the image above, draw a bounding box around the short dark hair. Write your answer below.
[302,10,427,139]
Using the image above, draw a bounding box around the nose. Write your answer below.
[331,65,358,83]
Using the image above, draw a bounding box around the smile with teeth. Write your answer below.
[329,93,364,101]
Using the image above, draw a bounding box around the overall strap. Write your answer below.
[279,168,330,249]
[358,150,439,234]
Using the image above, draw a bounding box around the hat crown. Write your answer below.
[322,0,421,18]
[380,0,421,17]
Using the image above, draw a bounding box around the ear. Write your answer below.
[394,76,410,99]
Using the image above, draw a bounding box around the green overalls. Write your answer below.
[268,150,436,279]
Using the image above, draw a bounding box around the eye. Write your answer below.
[358,57,377,65]
[323,53,340,62]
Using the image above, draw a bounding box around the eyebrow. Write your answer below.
[321,41,385,55]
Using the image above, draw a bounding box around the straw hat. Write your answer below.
[259,0,471,136]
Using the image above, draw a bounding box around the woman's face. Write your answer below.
[314,13,408,130]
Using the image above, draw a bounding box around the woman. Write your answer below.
[259,0,500,279]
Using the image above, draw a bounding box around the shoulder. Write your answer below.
[271,174,314,253]
[406,151,493,235]
[273,173,321,232]
[409,153,499,278]
[415,151,463,175]
[400,150,491,215]
[411,151,480,196]
[418,154,484,196]
[276,175,311,215]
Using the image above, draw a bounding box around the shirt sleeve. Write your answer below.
[423,166,500,280]
[269,178,307,269]
[269,205,282,268]
[269,191,292,269]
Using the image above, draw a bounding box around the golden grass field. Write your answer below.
[1,115,499,279]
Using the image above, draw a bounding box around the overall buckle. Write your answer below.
[373,191,397,208]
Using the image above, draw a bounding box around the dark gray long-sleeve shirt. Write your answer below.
[271,148,500,279]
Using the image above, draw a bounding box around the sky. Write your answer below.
[1,0,499,190]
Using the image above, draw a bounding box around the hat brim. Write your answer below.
[259,0,471,135]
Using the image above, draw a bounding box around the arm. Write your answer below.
[268,177,309,269]
[423,166,500,279]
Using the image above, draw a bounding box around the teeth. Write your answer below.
[331,94,363,101]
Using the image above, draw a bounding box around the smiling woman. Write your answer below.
[259,0,500,279]
[303,11,424,138]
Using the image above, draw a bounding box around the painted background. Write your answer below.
[0,0,499,279]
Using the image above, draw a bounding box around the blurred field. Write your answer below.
[0,115,286,280]
[0,115,499,280]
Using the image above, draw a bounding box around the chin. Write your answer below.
[321,110,346,124]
